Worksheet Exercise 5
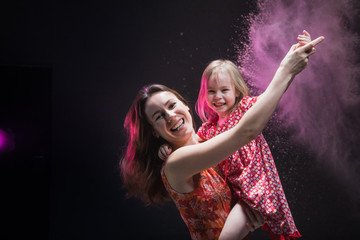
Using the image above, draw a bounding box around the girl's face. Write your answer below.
[145,91,195,149]
[207,70,239,119]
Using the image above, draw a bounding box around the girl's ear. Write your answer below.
[235,89,241,98]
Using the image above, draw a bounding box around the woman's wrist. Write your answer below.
[276,65,295,80]
[270,66,294,92]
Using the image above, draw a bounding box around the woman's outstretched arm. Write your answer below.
[165,36,324,185]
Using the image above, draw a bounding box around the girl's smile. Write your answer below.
[207,70,239,120]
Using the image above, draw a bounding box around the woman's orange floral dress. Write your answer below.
[161,166,232,240]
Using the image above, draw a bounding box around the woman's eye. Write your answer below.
[155,114,164,121]
[169,102,176,109]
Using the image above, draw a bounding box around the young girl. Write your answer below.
[196,59,300,240]
[160,31,312,239]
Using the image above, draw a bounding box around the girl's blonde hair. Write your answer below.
[196,59,249,122]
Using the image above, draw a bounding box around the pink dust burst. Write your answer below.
[234,0,360,194]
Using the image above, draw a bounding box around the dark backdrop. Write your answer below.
[0,1,359,239]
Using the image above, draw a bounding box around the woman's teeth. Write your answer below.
[171,119,184,131]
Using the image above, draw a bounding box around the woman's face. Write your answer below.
[145,91,194,149]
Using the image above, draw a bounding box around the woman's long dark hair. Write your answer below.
[120,84,195,205]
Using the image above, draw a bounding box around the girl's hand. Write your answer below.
[158,144,172,161]
[295,30,312,49]
[280,36,325,77]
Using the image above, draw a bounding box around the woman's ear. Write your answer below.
[153,130,160,138]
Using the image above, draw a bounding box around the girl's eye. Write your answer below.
[208,90,215,94]
[222,89,229,92]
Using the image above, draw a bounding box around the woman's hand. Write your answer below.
[242,204,265,232]
[219,202,263,240]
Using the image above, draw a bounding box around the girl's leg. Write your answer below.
[219,202,249,240]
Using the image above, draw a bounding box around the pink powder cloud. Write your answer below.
[235,0,360,194]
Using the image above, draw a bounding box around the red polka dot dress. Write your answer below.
[197,96,301,240]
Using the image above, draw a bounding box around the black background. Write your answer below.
[0,1,359,239]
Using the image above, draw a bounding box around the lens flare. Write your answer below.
[0,129,15,154]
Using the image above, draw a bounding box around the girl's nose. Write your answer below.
[214,91,221,99]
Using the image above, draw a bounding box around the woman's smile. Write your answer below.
[170,119,184,131]
[144,91,196,147]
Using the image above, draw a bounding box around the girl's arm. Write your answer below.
[165,37,324,185]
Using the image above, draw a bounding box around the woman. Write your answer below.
[120,36,324,239]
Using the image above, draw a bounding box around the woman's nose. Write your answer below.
[165,111,176,122]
